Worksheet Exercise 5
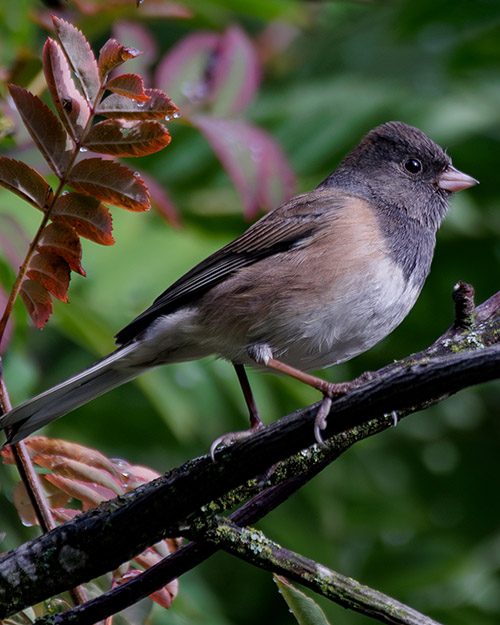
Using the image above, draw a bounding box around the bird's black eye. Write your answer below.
[404,158,422,174]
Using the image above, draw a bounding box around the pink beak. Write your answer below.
[438,165,479,192]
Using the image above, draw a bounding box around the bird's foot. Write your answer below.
[313,381,354,444]
[210,422,265,462]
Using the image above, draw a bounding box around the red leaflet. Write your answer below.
[52,16,100,105]
[67,158,150,211]
[83,120,171,157]
[44,474,113,507]
[38,222,86,276]
[26,251,71,303]
[148,584,177,609]
[0,157,53,210]
[20,279,53,329]
[194,116,295,218]
[43,38,91,141]
[2,436,123,477]
[52,193,114,245]
[7,85,73,178]
[98,38,142,80]
[104,73,149,101]
[97,88,179,120]
[33,455,124,495]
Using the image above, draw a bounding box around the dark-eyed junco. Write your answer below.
[0,122,478,451]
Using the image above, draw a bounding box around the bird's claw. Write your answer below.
[210,424,264,461]
[314,395,332,445]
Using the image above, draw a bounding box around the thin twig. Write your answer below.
[208,520,442,625]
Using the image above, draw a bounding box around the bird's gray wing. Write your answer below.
[115,189,344,344]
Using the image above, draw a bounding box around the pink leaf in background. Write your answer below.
[155,26,260,116]
[194,116,295,218]
[140,172,181,227]
[209,25,261,116]
[155,32,219,109]
[113,21,159,86]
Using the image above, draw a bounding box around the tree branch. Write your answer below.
[0,284,499,621]
[204,519,442,625]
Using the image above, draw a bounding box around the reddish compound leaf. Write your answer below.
[149,584,177,609]
[52,508,80,523]
[194,116,295,218]
[117,568,176,609]
[96,88,179,120]
[27,251,71,303]
[209,25,261,116]
[38,222,86,276]
[13,482,40,526]
[104,73,149,101]
[98,38,142,81]
[33,455,124,495]
[155,32,219,109]
[83,119,170,157]
[43,38,91,141]
[0,157,53,210]
[52,192,114,245]
[20,279,53,329]
[52,15,100,104]
[67,158,150,211]
[3,436,122,478]
[43,474,113,507]
[7,85,74,177]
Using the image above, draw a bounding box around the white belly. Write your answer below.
[236,257,422,371]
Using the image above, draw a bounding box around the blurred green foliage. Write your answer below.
[0,1,499,624]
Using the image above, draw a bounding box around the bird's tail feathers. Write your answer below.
[1,343,140,445]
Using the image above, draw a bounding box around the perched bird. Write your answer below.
[0,122,478,452]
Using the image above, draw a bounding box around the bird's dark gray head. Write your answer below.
[320,121,477,230]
